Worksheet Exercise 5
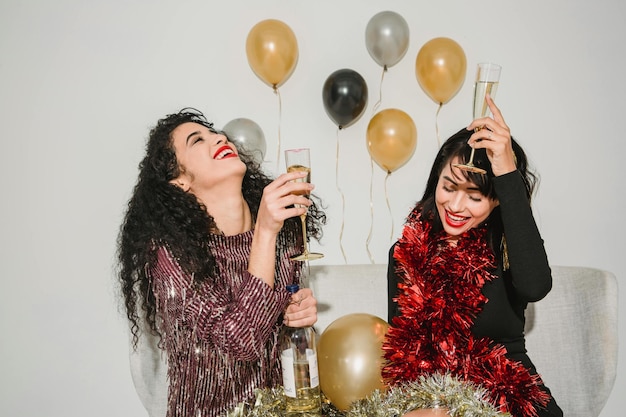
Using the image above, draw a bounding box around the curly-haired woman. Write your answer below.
[117,108,325,417]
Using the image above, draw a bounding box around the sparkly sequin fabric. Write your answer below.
[150,230,301,417]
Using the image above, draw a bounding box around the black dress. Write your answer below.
[387,171,563,417]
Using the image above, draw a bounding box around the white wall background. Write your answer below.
[0,0,623,416]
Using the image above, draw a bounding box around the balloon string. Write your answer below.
[372,66,387,115]
[365,157,376,264]
[274,86,282,173]
[385,171,394,243]
[365,65,387,264]
[335,127,347,264]
[435,102,443,147]
[365,67,388,265]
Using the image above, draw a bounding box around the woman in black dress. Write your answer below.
[383,96,563,417]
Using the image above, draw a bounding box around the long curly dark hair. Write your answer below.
[117,108,326,347]
[415,127,537,258]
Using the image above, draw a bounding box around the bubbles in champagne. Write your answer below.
[473,81,499,119]
[287,164,311,202]
[287,164,311,182]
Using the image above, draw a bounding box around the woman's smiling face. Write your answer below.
[169,122,245,193]
[435,158,499,239]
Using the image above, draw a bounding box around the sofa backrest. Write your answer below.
[524,266,618,417]
[309,264,388,334]
[130,264,618,417]
[309,264,618,417]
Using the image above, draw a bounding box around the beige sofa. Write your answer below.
[131,264,618,417]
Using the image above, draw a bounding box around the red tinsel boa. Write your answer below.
[381,212,550,417]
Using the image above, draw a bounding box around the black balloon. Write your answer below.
[322,69,368,129]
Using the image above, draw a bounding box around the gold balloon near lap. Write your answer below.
[246,19,298,89]
[415,37,466,104]
[367,109,417,173]
[317,313,389,411]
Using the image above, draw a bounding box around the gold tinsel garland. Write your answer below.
[226,373,510,417]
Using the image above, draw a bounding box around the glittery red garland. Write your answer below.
[382,211,550,417]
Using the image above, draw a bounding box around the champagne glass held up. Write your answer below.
[285,148,324,261]
[454,62,502,174]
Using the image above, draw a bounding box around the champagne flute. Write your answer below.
[285,148,324,261]
[454,62,502,174]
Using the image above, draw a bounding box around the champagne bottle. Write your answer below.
[280,284,321,416]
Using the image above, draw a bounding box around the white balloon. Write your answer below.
[365,11,410,68]
[222,118,266,164]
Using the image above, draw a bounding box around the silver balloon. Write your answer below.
[222,118,266,164]
[365,11,410,68]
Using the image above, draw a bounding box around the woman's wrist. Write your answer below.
[248,224,278,287]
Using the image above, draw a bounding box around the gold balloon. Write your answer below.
[245,19,298,89]
[317,313,389,411]
[415,37,466,104]
[367,109,417,173]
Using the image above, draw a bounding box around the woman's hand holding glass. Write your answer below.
[455,62,501,174]
[248,171,313,286]
[466,95,517,177]
[284,148,324,261]
[255,170,313,236]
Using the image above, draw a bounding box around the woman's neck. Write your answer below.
[207,194,252,236]
[196,181,253,236]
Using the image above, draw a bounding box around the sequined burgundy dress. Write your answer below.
[150,230,300,417]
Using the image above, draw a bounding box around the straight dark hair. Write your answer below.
[416,127,537,257]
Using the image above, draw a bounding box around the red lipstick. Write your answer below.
[444,210,469,228]
[213,145,237,160]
